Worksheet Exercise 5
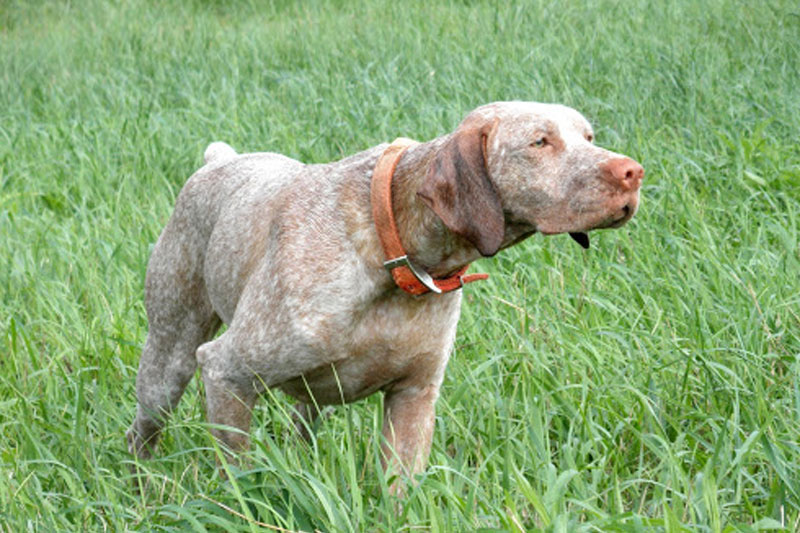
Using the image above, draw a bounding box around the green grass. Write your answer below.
[2,0,799,530]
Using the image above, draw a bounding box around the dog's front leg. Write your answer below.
[381,384,439,496]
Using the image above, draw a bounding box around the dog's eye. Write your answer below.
[531,137,546,148]
[586,134,594,142]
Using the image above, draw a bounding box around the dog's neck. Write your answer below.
[389,137,485,278]
[387,136,537,279]
[339,136,536,284]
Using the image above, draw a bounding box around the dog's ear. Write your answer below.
[418,117,504,257]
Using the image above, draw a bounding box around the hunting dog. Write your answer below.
[127,102,643,492]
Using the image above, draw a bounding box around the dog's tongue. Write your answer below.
[569,232,590,249]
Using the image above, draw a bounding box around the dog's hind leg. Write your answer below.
[126,219,221,459]
[292,402,323,441]
[126,315,220,459]
[196,337,257,458]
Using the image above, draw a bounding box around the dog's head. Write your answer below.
[418,102,644,256]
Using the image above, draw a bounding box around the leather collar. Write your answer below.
[370,138,488,295]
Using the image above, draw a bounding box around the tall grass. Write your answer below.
[1,0,798,530]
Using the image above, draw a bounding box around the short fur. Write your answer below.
[127,101,644,493]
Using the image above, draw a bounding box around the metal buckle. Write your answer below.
[383,255,443,294]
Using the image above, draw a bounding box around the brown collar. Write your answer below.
[370,138,488,295]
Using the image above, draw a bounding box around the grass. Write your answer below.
[1,0,799,530]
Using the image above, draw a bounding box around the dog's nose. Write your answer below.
[600,157,644,191]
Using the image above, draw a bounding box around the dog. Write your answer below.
[127,101,643,492]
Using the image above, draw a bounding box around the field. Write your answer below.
[1,0,799,530]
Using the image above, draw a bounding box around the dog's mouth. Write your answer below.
[567,203,636,250]
[569,232,590,249]
[566,217,628,250]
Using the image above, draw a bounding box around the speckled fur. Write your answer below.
[126,102,643,492]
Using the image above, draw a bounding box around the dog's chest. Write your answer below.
[276,291,463,404]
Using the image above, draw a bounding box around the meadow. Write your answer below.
[1,0,799,530]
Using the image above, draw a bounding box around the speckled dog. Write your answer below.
[127,101,643,492]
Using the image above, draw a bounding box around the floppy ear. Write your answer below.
[418,118,505,256]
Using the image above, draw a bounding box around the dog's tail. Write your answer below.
[203,142,237,165]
